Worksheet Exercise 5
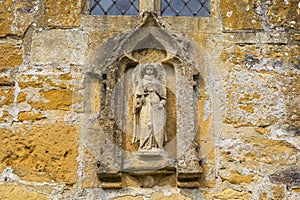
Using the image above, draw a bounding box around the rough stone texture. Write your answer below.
[151,192,192,200]
[0,123,78,184]
[220,0,263,31]
[0,185,49,200]
[28,89,74,111]
[270,166,300,188]
[13,0,37,36]
[225,68,286,127]
[221,44,300,73]
[111,196,143,200]
[204,188,252,199]
[0,0,14,37]
[0,43,23,70]
[45,0,82,27]
[0,88,14,107]
[219,170,253,184]
[221,0,300,31]
[18,111,45,122]
[0,0,37,37]
[283,74,300,128]
[31,29,88,65]
[267,0,300,30]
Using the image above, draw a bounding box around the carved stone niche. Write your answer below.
[86,12,206,189]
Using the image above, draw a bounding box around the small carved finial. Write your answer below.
[138,11,165,28]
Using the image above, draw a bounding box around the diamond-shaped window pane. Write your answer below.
[108,5,122,15]
[90,0,139,16]
[172,1,185,13]
[90,5,105,15]
[161,0,210,17]
[100,0,113,10]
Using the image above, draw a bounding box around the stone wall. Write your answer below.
[0,0,299,199]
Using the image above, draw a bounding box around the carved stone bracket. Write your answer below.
[97,173,122,189]
[177,173,203,188]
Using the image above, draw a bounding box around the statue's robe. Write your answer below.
[133,75,167,150]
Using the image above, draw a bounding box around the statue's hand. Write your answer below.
[158,103,164,108]
[159,100,166,108]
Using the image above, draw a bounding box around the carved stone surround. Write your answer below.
[85,12,207,188]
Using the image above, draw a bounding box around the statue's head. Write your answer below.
[145,65,154,75]
[143,64,157,77]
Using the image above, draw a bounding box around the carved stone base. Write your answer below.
[123,150,175,173]
[133,149,168,157]
[97,168,203,188]
[126,168,176,187]
[97,173,122,189]
[177,173,202,188]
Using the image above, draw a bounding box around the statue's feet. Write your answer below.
[150,147,162,151]
[135,148,167,158]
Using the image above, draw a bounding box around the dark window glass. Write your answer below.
[161,0,210,17]
[90,0,139,16]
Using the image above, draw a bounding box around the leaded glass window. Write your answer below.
[90,0,139,16]
[161,0,210,17]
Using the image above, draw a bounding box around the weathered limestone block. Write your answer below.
[28,89,73,111]
[282,75,300,128]
[0,0,14,37]
[203,188,252,199]
[18,75,44,89]
[270,166,300,188]
[291,33,300,44]
[222,44,300,74]
[0,75,15,87]
[18,111,45,122]
[221,0,300,31]
[225,69,286,127]
[0,111,13,123]
[82,150,100,189]
[225,65,300,129]
[219,136,298,166]
[0,123,78,183]
[271,186,285,200]
[17,92,27,102]
[45,73,73,89]
[45,0,82,27]
[151,192,192,200]
[0,185,48,200]
[0,88,14,107]
[85,31,119,54]
[219,170,254,184]
[18,72,76,90]
[81,15,139,33]
[0,0,37,37]
[13,0,36,36]
[220,0,263,31]
[111,196,143,200]
[0,43,23,70]
[267,0,300,30]
[31,29,88,65]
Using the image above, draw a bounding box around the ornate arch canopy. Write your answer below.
[86,12,210,188]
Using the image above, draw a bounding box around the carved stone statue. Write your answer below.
[132,63,167,152]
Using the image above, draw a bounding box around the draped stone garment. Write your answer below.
[133,74,167,150]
